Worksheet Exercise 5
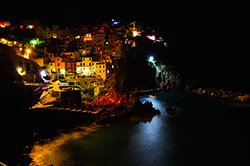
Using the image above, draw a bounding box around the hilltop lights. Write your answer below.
[111,19,120,26]
[132,30,141,37]
[147,35,156,41]
[146,35,164,43]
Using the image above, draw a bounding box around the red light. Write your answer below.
[99,29,105,33]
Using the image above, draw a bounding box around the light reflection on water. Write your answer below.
[140,95,168,116]
[28,91,250,166]
[28,126,101,166]
[29,94,175,166]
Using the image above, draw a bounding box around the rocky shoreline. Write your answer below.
[192,88,250,103]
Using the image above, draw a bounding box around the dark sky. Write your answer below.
[1,1,200,64]
[6,3,248,90]
[1,3,248,91]
[1,1,197,25]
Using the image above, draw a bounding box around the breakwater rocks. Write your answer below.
[127,100,161,122]
[193,88,250,103]
[98,100,160,123]
[90,100,161,125]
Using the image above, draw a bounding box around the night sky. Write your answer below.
[1,1,197,26]
[1,2,248,91]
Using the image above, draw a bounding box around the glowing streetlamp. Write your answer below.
[17,67,26,76]
[148,56,155,64]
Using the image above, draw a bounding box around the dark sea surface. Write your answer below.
[28,91,250,166]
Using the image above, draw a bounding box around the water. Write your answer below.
[29,91,250,166]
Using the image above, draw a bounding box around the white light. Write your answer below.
[148,56,155,63]
[17,67,26,76]
[146,35,156,41]
[17,67,22,73]
[60,69,66,75]
[40,70,47,77]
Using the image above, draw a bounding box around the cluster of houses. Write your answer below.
[1,19,160,92]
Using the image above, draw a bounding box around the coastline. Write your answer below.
[2,88,249,165]
[4,93,160,165]
[5,86,250,165]
[23,89,250,166]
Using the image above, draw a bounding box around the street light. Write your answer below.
[148,56,155,64]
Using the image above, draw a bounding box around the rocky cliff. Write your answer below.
[114,37,184,92]
[0,44,41,114]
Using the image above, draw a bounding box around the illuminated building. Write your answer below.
[0,21,10,28]
[76,56,107,80]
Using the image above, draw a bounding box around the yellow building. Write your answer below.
[76,56,92,76]
[93,62,106,80]
[76,56,106,80]
[48,61,56,73]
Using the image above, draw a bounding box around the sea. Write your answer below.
[27,91,250,166]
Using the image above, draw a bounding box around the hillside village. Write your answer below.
[0,19,166,109]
